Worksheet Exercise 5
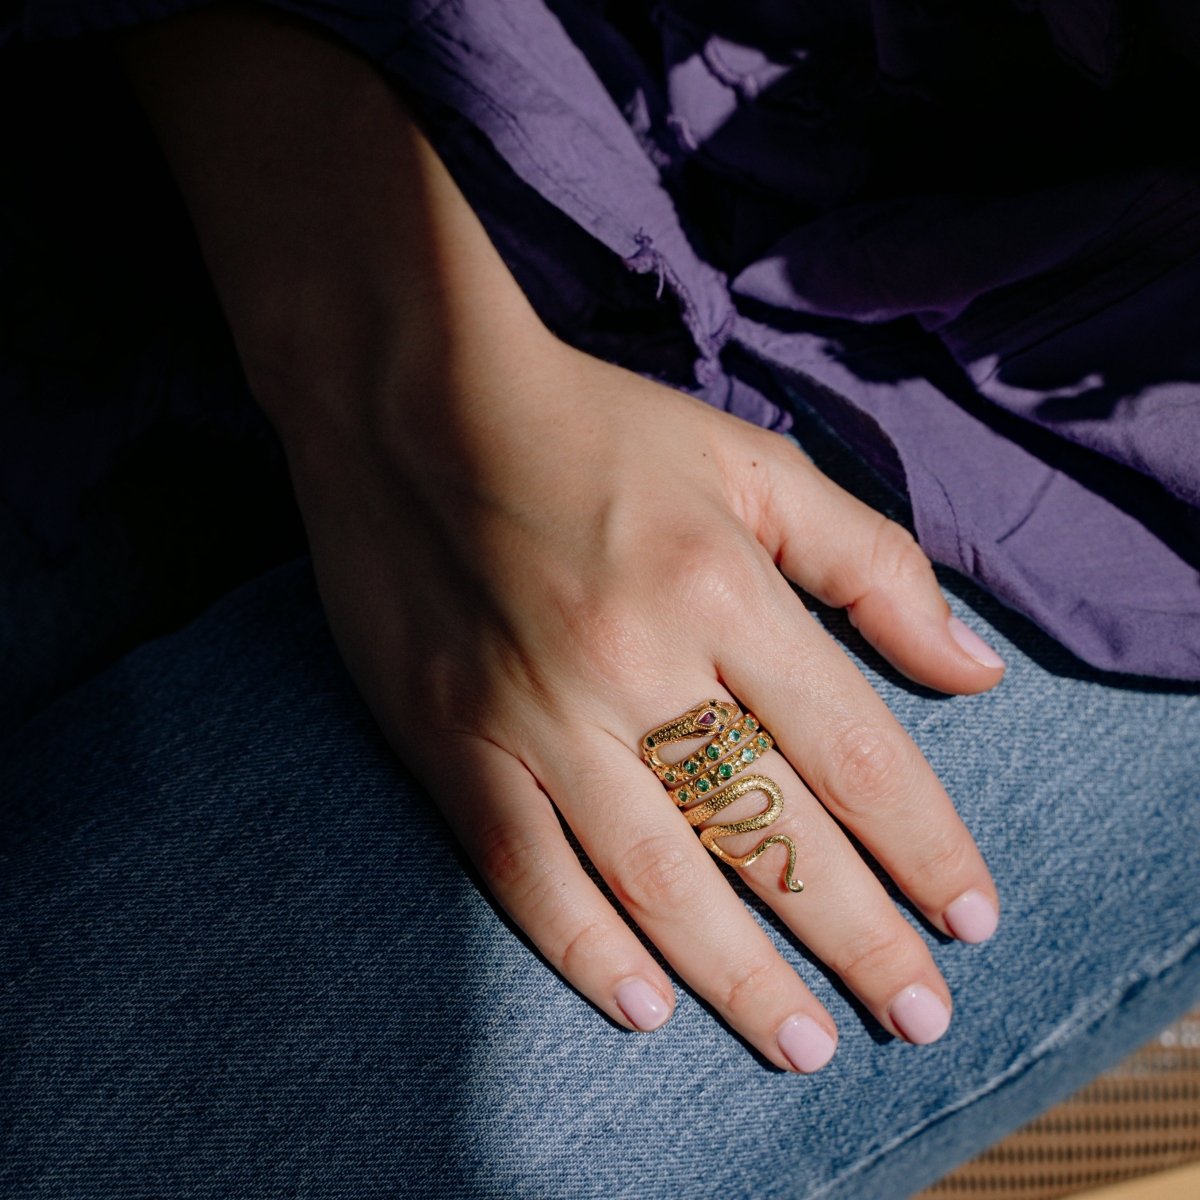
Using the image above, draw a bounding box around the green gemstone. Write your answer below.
[664,770,677,783]
[746,718,758,731]
[729,729,741,743]
[757,736,768,749]
[718,762,734,779]
[685,759,700,775]
[741,747,756,763]
[705,744,721,761]
[697,778,711,793]
[676,788,690,803]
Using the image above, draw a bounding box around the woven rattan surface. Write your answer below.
[916,1006,1200,1200]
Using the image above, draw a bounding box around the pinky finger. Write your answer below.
[424,734,677,1033]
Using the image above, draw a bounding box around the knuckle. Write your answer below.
[417,645,481,725]
[477,821,555,905]
[557,590,650,684]
[478,824,623,984]
[720,958,781,1021]
[829,923,913,982]
[908,828,974,896]
[676,549,739,619]
[868,516,934,592]
[610,834,697,917]
[826,721,912,814]
[556,919,611,981]
[688,558,743,621]
[658,530,750,624]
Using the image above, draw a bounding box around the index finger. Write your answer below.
[719,583,1001,947]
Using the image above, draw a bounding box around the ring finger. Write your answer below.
[534,683,845,1074]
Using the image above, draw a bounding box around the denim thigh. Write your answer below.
[2,416,1198,1200]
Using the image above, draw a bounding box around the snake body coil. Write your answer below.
[683,773,802,893]
[641,699,804,894]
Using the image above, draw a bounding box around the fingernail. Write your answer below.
[947,615,1005,669]
[615,977,671,1032]
[889,984,951,1044]
[945,889,999,944]
[776,1014,837,1073]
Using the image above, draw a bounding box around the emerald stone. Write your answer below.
[705,744,721,761]
[741,747,756,763]
[757,736,768,749]
[718,762,733,779]
[697,778,711,793]
[729,729,741,742]
[664,770,677,783]
[685,759,700,775]
[677,788,691,803]
[746,718,758,731]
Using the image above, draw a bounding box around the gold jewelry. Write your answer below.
[670,723,774,806]
[652,710,767,790]
[642,699,740,777]
[640,698,804,894]
[685,774,802,893]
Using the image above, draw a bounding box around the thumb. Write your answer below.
[754,443,1006,695]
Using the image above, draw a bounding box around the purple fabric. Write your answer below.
[3,0,1199,679]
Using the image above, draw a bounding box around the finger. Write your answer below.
[538,699,841,1074]
[718,591,1002,951]
[654,699,958,1045]
[418,732,677,1034]
[749,438,1005,693]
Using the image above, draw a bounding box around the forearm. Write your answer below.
[115,2,556,446]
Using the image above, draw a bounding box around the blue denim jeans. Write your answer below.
[2,398,1198,1199]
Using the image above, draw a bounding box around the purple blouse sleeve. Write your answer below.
[4,0,1199,680]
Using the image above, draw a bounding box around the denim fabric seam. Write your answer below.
[807,920,1200,1199]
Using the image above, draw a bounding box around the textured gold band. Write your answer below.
[640,698,804,894]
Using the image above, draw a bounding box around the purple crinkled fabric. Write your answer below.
[2,0,1199,679]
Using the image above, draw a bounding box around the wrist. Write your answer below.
[248,293,570,486]
[118,1,567,466]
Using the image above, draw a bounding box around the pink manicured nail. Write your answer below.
[947,615,1005,669]
[615,978,671,1031]
[889,984,951,1044]
[777,1015,837,1073]
[945,889,999,944]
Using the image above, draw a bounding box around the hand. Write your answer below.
[276,328,1005,1074]
[116,0,1003,1073]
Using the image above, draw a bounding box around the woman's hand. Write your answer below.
[275,326,1004,1073]
[118,0,1003,1074]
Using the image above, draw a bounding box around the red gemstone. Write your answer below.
[698,711,716,726]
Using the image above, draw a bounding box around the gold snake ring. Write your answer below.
[641,698,803,894]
